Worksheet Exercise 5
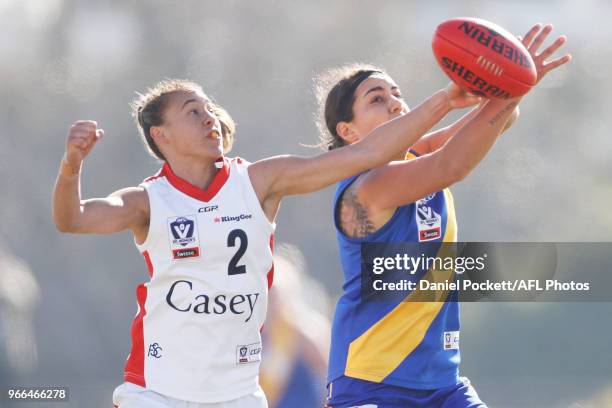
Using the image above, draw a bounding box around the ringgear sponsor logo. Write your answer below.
[217,213,253,223]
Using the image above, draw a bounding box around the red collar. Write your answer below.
[161,157,230,202]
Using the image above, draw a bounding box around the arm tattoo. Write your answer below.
[489,101,518,125]
[338,184,375,238]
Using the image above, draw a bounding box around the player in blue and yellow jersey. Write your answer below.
[315,24,571,407]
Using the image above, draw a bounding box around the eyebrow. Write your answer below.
[363,85,400,98]
[181,98,199,110]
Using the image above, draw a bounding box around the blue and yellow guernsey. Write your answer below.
[328,151,460,390]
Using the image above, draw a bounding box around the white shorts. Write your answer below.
[112,382,268,408]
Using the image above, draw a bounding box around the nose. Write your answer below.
[203,110,216,128]
[389,96,403,115]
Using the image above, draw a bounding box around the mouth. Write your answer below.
[207,130,221,140]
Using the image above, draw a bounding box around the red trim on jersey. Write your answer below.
[267,234,275,289]
[160,157,230,202]
[142,251,154,278]
[144,167,164,182]
[261,234,275,333]
[124,283,148,388]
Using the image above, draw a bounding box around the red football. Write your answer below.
[432,17,537,99]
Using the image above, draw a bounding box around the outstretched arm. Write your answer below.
[52,121,149,237]
[250,84,480,200]
[412,86,519,156]
[355,23,571,211]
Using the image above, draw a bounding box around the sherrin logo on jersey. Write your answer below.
[168,215,201,260]
[416,199,442,241]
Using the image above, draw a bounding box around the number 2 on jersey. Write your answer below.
[227,229,248,275]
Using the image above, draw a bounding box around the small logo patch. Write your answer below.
[168,215,201,260]
[236,342,262,364]
[419,227,441,241]
[148,343,163,358]
[444,331,460,350]
[416,198,442,242]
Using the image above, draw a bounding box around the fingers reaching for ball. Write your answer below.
[520,23,572,84]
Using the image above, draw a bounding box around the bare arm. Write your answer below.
[250,85,480,200]
[413,96,519,156]
[52,121,149,238]
[356,97,522,210]
[356,23,571,212]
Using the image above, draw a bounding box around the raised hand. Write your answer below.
[520,23,572,84]
[64,120,104,166]
[443,81,483,109]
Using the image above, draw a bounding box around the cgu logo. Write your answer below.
[198,205,218,213]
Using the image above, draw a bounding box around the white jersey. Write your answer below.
[123,157,275,403]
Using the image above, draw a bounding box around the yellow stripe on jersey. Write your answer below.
[405,150,418,160]
[344,189,457,382]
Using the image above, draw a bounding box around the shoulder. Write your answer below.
[110,185,147,199]
[109,186,149,217]
[229,156,249,166]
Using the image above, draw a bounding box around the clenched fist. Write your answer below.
[64,120,105,166]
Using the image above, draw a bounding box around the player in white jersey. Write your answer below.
[52,79,480,407]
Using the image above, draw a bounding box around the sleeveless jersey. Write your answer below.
[328,150,461,390]
[123,157,275,403]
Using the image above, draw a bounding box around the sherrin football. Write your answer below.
[432,17,537,99]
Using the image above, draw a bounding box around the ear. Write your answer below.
[336,121,359,145]
[150,126,169,145]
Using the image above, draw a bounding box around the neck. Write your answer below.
[166,157,221,189]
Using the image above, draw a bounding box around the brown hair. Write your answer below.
[314,63,385,150]
[131,79,236,161]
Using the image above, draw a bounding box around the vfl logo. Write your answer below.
[417,203,437,227]
[170,217,195,246]
[168,215,201,260]
[240,346,248,358]
[148,343,163,358]
[416,199,442,242]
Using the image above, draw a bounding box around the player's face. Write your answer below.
[347,74,409,142]
[161,91,224,160]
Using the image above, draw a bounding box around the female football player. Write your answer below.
[53,74,479,406]
[319,24,570,408]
